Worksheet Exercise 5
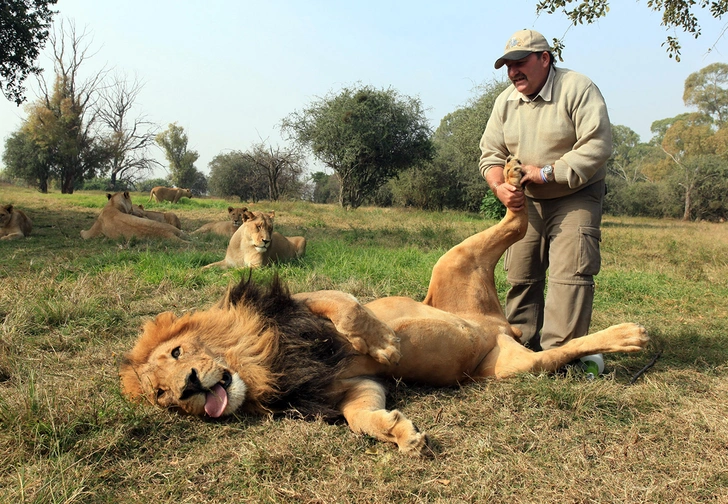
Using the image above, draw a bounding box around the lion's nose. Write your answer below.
[180,368,205,400]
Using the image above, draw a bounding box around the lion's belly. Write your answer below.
[362,297,504,386]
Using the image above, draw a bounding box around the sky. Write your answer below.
[1,0,727,179]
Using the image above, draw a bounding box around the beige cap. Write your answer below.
[494,29,551,69]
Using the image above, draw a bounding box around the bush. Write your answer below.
[480,190,506,219]
[82,177,137,192]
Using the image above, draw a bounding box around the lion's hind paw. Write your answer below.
[610,322,650,352]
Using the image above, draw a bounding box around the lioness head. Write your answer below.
[242,210,274,252]
[0,204,13,226]
[131,204,146,218]
[119,309,256,417]
[227,206,248,229]
[108,191,133,214]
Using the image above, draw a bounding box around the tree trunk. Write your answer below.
[62,173,75,194]
[682,186,692,221]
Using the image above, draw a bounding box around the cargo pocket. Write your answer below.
[504,246,512,272]
[577,226,601,276]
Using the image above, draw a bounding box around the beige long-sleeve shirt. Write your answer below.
[479,66,612,199]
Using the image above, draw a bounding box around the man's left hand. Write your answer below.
[520,164,547,185]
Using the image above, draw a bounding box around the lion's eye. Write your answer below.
[156,389,166,399]
[171,346,181,359]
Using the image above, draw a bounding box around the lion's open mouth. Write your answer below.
[204,371,232,418]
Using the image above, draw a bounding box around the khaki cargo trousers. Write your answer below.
[504,180,605,351]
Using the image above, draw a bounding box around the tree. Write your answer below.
[535,0,728,61]
[21,21,109,193]
[661,112,719,220]
[155,122,200,189]
[683,63,728,126]
[608,125,650,184]
[283,85,433,209]
[2,128,51,191]
[207,150,266,201]
[431,79,510,213]
[243,142,306,201]
[0,0,58,104]
[96,74,161,189]
[309,171,339,204]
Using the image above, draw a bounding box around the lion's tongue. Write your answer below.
[204,384,228,418]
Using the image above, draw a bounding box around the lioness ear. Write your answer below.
[267,211,275,219]
[228,206,234,213]
[107,193,113,200]
[124,191,130,199]
[4,204,12,212]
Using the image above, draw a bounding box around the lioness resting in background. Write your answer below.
[120,160,649,456]
[191,206,247,237]
[202,210,306,269]
[148,186,192,204]
[81,192,186,241]
[1,204,32,240]
[132,204,182,229]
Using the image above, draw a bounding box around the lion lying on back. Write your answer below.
[1,204,32,240]
[120,158,649,456]
[81,192,186,241]
[148,186,192,204]
[191,207,247,237]
[202,210,306,269]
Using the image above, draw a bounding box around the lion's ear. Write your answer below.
[107,193,113,200]
[268,211,275,219]
[228,206,234,213]
[4,204,12,212]
[124,191,130,199]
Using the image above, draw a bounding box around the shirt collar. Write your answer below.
[507,67,555,103]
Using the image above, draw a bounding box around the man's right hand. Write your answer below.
[495,183,526,211]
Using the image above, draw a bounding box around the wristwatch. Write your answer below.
[541,164,555,183]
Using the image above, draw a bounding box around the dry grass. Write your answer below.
[1,185,727,503]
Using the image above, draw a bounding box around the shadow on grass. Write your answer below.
[646,328,727,373]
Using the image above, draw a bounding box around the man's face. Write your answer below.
[505,52,550,97]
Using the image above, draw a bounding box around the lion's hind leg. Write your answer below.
[338,377,428,456]
[477,323,649,379]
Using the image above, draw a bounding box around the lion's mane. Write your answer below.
[122,275,355,420]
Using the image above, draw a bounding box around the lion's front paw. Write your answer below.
[399,431,431,457]
[349,326,401,365]
[368,325,401,365]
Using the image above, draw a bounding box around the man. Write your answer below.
[479,29,612,351]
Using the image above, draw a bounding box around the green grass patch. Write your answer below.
[1,185,727,503]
